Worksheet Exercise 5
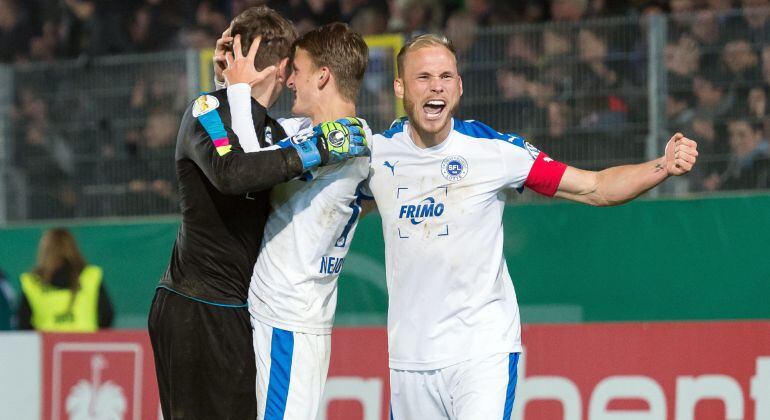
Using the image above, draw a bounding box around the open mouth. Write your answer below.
[423,100,446,120]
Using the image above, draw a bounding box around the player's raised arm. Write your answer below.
[224,51,370,171]
[554,133,699,206]
[179,93,305,195]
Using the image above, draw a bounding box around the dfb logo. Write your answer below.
[50,342,143,420]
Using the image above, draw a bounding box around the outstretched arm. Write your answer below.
[555,133,698,206]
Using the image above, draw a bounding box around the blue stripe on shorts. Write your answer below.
[503,352,520,420]
[265,328,294,420]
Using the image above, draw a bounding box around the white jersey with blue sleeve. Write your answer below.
[362,118,567,370]
[223,84,370,334]
[248,118,371,335]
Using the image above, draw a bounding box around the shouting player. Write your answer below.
[147,8,368,419]
[225,23,370,419]
[360,34,699,419]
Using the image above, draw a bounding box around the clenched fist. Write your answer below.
[664,133,699,176]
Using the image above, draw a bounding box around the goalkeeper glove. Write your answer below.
[278,117,370,170]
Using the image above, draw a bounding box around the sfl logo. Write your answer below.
[441,155,468,182]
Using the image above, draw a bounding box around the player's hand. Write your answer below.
[313,117,370,165]
[278,118,370,170]
[664,132,698,176]
[222,34,276,88]
[213,27,232,85]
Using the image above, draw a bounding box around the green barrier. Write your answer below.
[1,194,769,328]
[504,193,770,322]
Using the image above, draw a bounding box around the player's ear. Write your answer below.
[394,78,404,99]
[317,66,331,89]
[276,58,290,84]
[458,75,463,97]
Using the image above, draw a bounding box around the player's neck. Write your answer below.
[251,79,280,110]
[409,122,452,149]
[310,95,355,125]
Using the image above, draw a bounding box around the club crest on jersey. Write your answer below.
[192,95,220,117]
[264,126,273,144]
[441,156,468,182]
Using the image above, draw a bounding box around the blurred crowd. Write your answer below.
[0,0,665,62]
[3,0,770,220]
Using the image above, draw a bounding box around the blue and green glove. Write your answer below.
[278,117,369,170]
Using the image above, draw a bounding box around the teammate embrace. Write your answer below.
[150,5,699,420]
[148,7,368,420]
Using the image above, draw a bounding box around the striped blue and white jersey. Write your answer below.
[361,117,566,370]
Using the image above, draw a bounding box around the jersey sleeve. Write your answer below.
[179,93,304,195]
[226,83,261,152]
[277,117,313,137]
[498,135,567,196]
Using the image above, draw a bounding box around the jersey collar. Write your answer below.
[403,118,457,155]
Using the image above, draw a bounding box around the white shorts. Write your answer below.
[252,318,331,420]
[390,352,520,420]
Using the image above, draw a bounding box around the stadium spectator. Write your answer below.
[388,0,443,35]
[128,3,174,52]
[0,269,18,330]
[13,88,77,220]
[176,0,228,49]
[575,27,629,133]
[693,73,734,120]
[61,0,133,56]
[350,6,388,36]
[28,21,58,62]
[550,0,589,21]
[466,0,494,25]
[704,117,770,190]
[740,0,770,44]
[277,0,343,32]
[669,0,698,37]
[540,27,575,93]
[506,32,541,70]
[689,10,723,70]
[18,228,114,332]
[761,44,770,85]
[691,72,733,184]
[488,66,537,133]
[526,79,558,135]
[0,0,33,62]
[666,33,701,81]
[124,110,179,215]
[747,85,769,120]
[667,91,696,137]
[722,39,762,106]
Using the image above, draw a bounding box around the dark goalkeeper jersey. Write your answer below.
[158,89,304,305]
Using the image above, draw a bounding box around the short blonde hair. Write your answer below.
[396,34,456,77]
